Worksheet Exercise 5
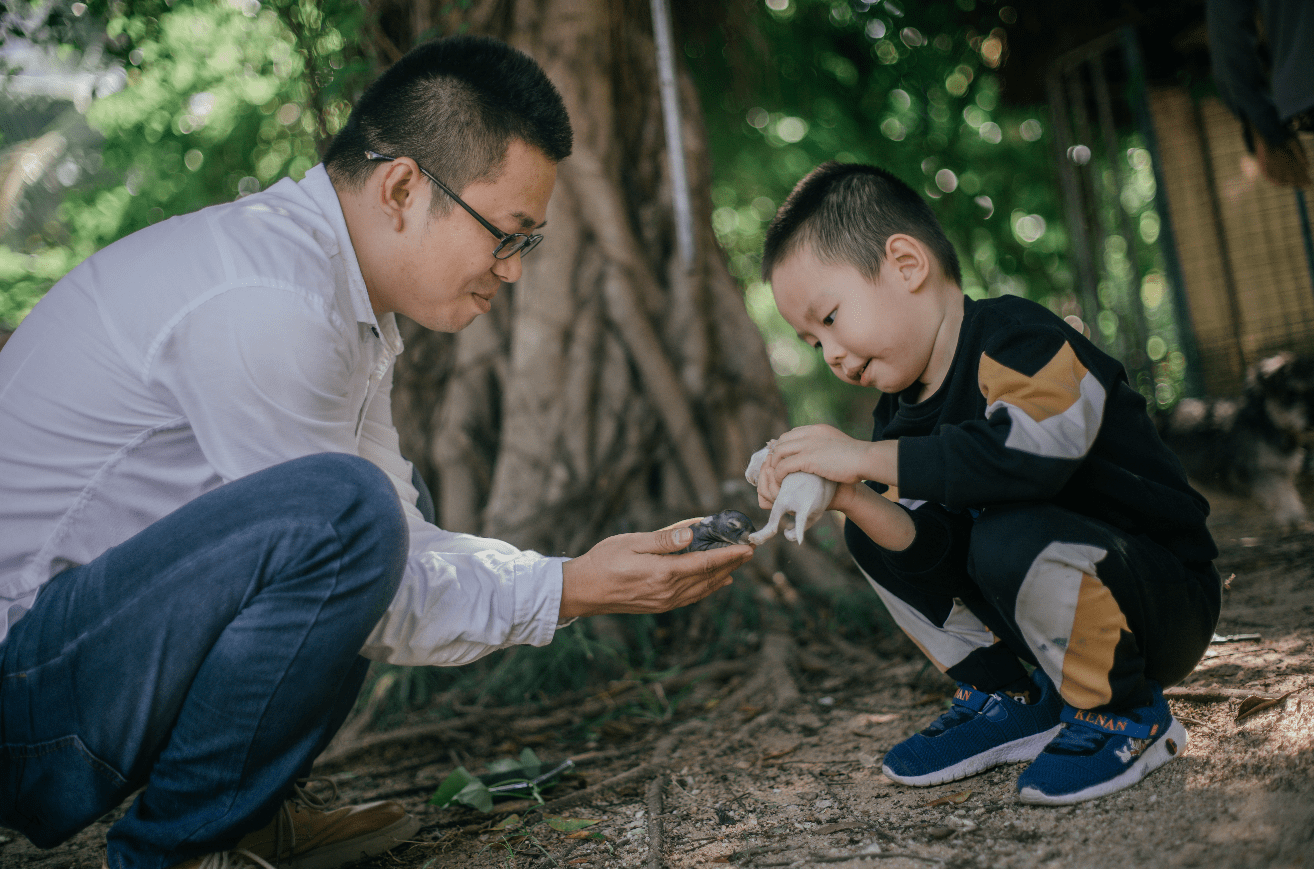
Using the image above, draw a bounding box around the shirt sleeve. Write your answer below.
[354,354,567,667]
[148,285,567,667]
[897,324,1108,508]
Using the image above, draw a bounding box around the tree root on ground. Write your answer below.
[715,631,802,746]
[316,658,750,768]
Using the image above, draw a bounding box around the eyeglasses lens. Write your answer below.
[493,234,542,260]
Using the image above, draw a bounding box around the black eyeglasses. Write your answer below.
[364,150,543,260]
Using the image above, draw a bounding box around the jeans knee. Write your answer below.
[292,454,408,598]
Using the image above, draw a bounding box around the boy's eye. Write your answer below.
[822,309,836,327]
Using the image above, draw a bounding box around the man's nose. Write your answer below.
[491,251,523,283]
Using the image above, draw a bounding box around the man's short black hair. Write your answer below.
[761,162,962,287]
[324,35,572,212]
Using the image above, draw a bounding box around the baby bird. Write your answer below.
[682,510,756,552]
[744,441,836,546]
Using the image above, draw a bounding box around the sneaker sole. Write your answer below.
[883,724,1063,786]
[1017,716,1187,806]
[277,814,423,869]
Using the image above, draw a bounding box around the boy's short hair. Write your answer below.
[324,35,572,214]
[761,162,962,287]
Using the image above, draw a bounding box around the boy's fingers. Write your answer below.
[755,467,780,505]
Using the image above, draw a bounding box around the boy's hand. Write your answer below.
[765,424,875,486]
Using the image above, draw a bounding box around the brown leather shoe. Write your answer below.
[101,783,419,869]
[235,783,421,869]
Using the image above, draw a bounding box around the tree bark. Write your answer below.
[375,0,787,557]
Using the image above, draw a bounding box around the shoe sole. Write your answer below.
[277,814,423,869]
[1017,716,1187,806]
[883,724,1063,786]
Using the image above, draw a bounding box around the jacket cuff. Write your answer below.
[896,435,947,504]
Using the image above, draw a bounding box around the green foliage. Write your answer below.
[430,765,494,813]
[0,0,372,328]
[689,0,1068,433]
[1071,135,1194,408]
[430,747,578,811]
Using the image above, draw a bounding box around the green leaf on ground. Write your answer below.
[545,816,601,832]
[429,766,495,813]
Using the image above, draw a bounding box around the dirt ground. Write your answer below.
[4,483,1312,869]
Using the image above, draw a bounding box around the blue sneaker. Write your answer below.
[882,669,1064,786]
[1017,681,1187,806]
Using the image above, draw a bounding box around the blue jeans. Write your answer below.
[0,453,408,869]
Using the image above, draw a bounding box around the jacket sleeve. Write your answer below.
[844,492,976,596]
[897,324,1109,509]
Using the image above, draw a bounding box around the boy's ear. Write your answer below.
[885,234,930,291]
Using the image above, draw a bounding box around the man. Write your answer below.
[1208,0,1313,187]
[0,35,752,869]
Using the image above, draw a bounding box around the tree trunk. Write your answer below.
[379,0,787,557]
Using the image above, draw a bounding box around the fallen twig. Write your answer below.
[1204,647,1278,659]
[534,761,662,813]
[1165,686,1295,702]
[316,718,461,767]
[645,775,666,869]
[806,852,945,864]
[1175,715,1214,730]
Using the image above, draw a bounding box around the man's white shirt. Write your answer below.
[0,164,565,663]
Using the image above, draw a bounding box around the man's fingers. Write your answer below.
[670,546,751,606]
[699,542,753,568]
[677,573,735,608]
[657,516,704,533]
[647,519,701,554]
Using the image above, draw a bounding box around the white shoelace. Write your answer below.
[194,849,277,869]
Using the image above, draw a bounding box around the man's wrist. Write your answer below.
[558,558,595,621]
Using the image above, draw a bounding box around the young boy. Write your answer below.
[754,162,1221,805]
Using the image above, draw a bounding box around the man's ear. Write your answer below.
[373,158,425,233]
[885,234,930,291]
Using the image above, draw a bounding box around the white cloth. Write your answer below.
[0,164,565,665]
